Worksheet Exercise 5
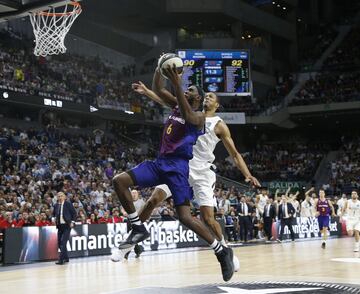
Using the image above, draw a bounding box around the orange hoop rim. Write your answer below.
[35,1,81,17]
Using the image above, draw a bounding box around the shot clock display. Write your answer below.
[176,50,251,96]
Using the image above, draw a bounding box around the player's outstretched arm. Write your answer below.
[163,65,205,129]
[285,187,291,199]
[132,81,168,107]
[217,121,260,187]
[305,187,315,196]
[152,67,177,108]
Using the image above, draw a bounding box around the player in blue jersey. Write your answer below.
[315,189,335,249]
[112,64,234,281]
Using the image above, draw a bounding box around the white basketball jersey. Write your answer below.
[347,200,360,218]
[190,116,222,169]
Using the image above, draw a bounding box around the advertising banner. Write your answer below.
[217,112,246,124]
[3,220,207,264]
[273,217,342,240]
[268,181,307,194]
[3,217,342,264]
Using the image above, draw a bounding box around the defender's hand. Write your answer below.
[245,175,261,187]
[132,81,148,95]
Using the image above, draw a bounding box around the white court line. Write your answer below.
[331,258,360,263]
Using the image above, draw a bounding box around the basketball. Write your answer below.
[158,53,183,79]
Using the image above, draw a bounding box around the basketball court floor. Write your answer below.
[1,238,360,293]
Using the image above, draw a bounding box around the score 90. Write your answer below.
[231,60,243,66]
[184,60,195,66]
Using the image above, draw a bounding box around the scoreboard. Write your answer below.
[176,49,251,96]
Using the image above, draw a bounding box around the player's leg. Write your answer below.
[138,186,169,222]
[200,206,226,246]
[354,221,360,252]
[322,227,328,247]
[113,160,161,247]
[354,230,360,252]
[192,169,227,245]
[112,185,169,262]
[113,172,136,214]
[165,159,234,282]
[318,216,325,248]
[175,204,234,281]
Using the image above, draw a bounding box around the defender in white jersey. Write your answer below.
[154,91,259,242]
[342,191,360,252]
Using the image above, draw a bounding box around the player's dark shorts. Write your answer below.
[318,215,330,230]
[128,157,193,206]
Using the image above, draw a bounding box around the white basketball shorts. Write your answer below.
[346,218,360,232]
[155,166,217,207]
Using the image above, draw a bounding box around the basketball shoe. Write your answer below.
[118,224,150,250]
[354,242,359,252]
[216,246,234,282]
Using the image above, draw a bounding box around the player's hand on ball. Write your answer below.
[164,64,182,85]
[132,81,148,95]
[245,175,261,187]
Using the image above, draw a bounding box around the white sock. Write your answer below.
[128,212,142,226]
[220,235,227,247]
[210,239,223,254]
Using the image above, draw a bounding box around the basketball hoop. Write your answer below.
[29,1,82,57]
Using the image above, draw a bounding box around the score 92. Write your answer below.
[184,60,195,66]
[231,60,243,66]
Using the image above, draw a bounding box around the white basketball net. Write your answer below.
[29,1,82,57]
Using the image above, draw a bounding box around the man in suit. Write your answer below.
[262,198,276,241]
[278,195,296,242]
[237,196,252,242]
[53,192,77,265]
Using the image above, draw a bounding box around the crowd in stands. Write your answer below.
[258,72,295,114]
[298,24,338,70]
[216,142,327,182]
[0,30,163,120]
[0,122,358,243]
[328,136,360,195]
[323,26,360,70]
[177,29,233,42]
[1,28,300,117]
[221,72,295,115]
[0,124,176,230]
[221,96,259,116]
[290,70,360,106]
[291,26,360,107]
